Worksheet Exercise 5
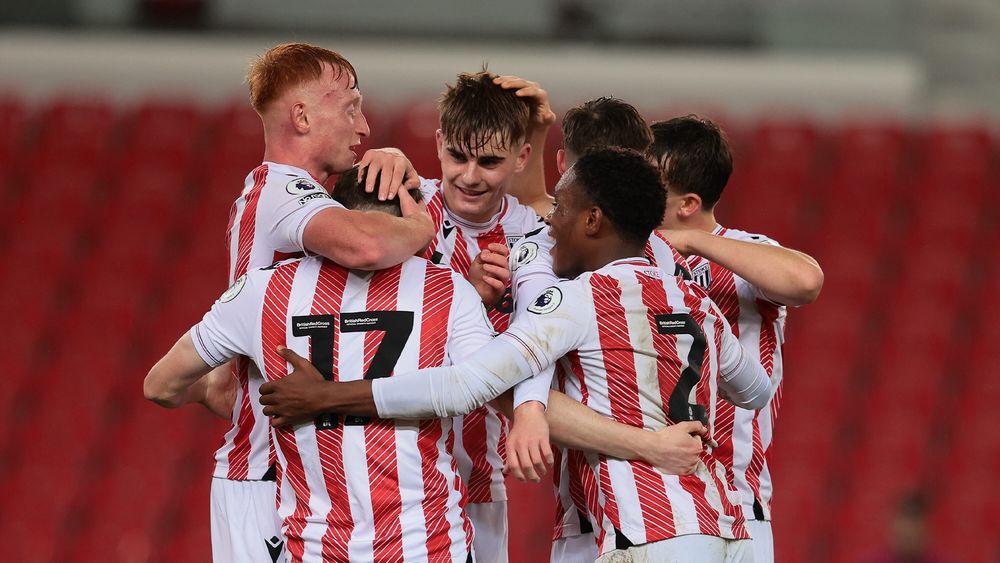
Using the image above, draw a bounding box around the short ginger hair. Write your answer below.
[247,43,358,113]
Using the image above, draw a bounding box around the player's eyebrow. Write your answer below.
[477,155,504,166]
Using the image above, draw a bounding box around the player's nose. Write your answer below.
[460,162,481,184]
[356,110,371,138]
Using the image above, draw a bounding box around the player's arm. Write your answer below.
[144,333,234,419]
[662,228,824,306]
[146,274,258,417]
[495,75,556,217]
[262,282,586,425]
[500,393,706,482]
[715,306,774,410]
[264,334,537,424]
[303,187,435,270]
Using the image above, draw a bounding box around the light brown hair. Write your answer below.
[438,70,530,155]
[247,43,358,113]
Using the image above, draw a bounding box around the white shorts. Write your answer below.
[466,500,508,563]
[595,534,754,563]
[746,520,773,563]
[210,477,285,563]
[550,532,598,563]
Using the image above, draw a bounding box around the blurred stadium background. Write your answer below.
[1,0,998,561]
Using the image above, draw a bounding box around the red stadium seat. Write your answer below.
[27,98,116,172]
[125,99,204,163]
[386,100,441,177]
[0,95,27,180]
[209,100,266,172]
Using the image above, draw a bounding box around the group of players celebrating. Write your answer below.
[144,42,824,563]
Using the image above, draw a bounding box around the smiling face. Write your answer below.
[436,130,530,223]
[547,168,590,279]
[307,63,370,176]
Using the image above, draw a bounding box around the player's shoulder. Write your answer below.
[222,255,316,305]
[718,225,780,247]
[501,195,547,231]
[418,177,442,201]
[245,162,334,206]
[521,276,586,317]
[510,227,553,273]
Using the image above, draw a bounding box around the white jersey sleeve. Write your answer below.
[261,174,344,254]
[508,232,560,408]
[191,269,268,368]
[372,280,591,419]
[710,298,773,410]
[445,271,498,364]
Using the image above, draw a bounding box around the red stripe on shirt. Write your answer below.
[311,263,354,562]
[226,357,252,479]
[362,267,407,563]
[259,261,305,558]
[233,164,268,279]
[415,266,470,558]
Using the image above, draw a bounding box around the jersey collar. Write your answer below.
[262,161,323,184]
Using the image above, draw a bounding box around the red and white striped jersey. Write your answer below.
[192,255,494,562]
[509,230,696,540]
[500,257,751,555]
[419,178,546,504]
[217,162,343,481]
[685,225,786,522]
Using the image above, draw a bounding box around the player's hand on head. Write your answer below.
[642,421,708,476]
[357,147,421,201]
[492,75,556,128]
[260,346,329,427]
[502,401,554,483]
[469,243,511,307]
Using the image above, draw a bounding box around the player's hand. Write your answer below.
[639,421,709,476]
[503,401,554,483]
[260,346,329,427]
[655,229,696,257]
[199,363,237,420]
[469,243,511,307]
[397,186,436,244]
[493,75,556,129]
[357,147,421,201]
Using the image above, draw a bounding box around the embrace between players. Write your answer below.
[144,43,824,563]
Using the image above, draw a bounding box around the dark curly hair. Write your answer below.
[332,166,422,216]
[647,116,732,210]
[572,147,665,245]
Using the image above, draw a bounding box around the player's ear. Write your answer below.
[678,193,703,218]
[584,205,602,236]
[290,101,309,134]
[556,149,567,175]
[435,129,445,160]
[512,141,532,173]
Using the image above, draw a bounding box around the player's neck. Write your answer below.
[263,137,330,185]
[665,210,716,234]
[585,238,646,273]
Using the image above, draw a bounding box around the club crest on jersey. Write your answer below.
[220,274,247,303]
[511,242,539,272]
[691,262,712,289]
[528,287,562,315]
[286,178,324,195]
